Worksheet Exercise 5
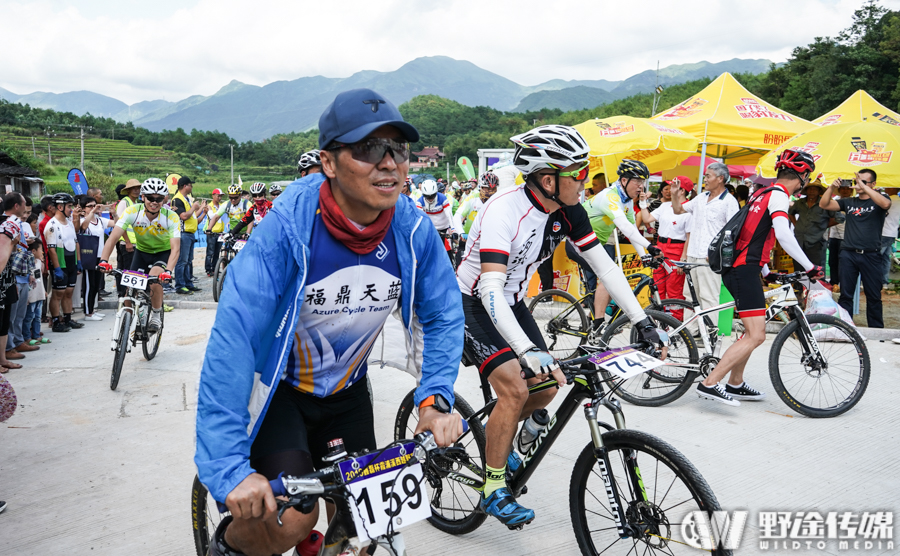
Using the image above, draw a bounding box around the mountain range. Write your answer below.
[0,56,774,142]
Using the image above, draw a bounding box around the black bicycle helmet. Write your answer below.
[53,192,75,206]
[617,159,650,181]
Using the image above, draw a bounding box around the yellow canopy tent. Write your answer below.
[651,73,814,183]
[812,89,900,127]
[756,121,900,184]
[573,116,700,182]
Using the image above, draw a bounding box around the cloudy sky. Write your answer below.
[2,0,898,105]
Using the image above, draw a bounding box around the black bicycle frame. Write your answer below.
[469,370,638,538]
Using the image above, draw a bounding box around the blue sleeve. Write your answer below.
[194,211,292,503]
[411,221,464,407]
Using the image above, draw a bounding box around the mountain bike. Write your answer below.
[601,262,870,417]
[438,229,458,267]
[394,346,730,555]
[212,233,248,302]
[191,430,466,556]
[108,269,166,390]
[528,257,692,360]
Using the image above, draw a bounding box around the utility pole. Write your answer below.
[230,144,234,185]
[31,136,36,158]
[651,61,664,116]
[45,127,54,165]
[80,126,86,172]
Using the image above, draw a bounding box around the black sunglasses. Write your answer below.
[144,195,165,203]
[328,137,409,165]
[252,193,266,198]
[271,192,281,197]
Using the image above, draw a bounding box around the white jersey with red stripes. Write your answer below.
[416,192,454,231]
[457,184,600,304]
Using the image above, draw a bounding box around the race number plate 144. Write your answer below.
[120,271,149,291]
[588,347,665,380]
[338,443,431,541]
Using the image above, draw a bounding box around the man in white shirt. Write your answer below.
[879,188,900,286]
[672,162,740,334]
[639,176,694,320]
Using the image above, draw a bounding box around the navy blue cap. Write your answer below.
[318,88,419,149]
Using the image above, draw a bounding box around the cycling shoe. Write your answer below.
[480,488,535,530]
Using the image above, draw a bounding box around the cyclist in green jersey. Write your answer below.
[207,184,251,232]
[454,173,499,267]
[98,178,179,333]
[583,160,661,329]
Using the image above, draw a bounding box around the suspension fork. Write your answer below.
[784,305,824,362]
[583,397,641,539]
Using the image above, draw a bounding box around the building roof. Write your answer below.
[0,152,39,177]
[413,147,444,158]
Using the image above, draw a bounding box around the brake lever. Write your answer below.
[275,495,319,526]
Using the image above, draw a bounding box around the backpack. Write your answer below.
[707,187,776,274]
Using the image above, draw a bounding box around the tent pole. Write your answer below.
[698,142,708,189]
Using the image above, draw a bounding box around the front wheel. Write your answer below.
[212,259,225,302]
[570,429,730,556]
[110,311,131,391]
[215,264,227,302]
[769,313,870,417]
[528,288,590,360]
[191,474,227,556]
[600,309,699,406]
[394,389,487,535]
[142,305,164,361]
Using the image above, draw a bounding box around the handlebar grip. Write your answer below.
[461,418,469,433]
[520,367,536,380]
[269,472,287,497]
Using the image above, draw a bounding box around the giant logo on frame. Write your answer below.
[734,98,794,121]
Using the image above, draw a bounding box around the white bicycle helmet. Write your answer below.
[250,182,266,195]
[141,177,168,196]
[227,184,242,196]
[510,125,590,175]
[298,149,322,171]
[420,179,439,196]
[269,184,283,194]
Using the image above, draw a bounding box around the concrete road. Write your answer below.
[1,309,898,555]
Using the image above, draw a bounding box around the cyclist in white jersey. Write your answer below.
[456,125,667,528]
[415,179,461,260]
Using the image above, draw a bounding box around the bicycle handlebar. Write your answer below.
[108,269,164,283]
[520,343,653,380]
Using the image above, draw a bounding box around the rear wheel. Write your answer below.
[570,430,730,556]
[528,289,590,360]
[599,309,699,406]
[110,312,131,391]
[214,263,227,302]
[394,389,487,535]
[142,304,164,361]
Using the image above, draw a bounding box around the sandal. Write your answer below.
[0,366,8,374]
[39,337,51,344]
[2,362,22,369]
[27,339,39,347]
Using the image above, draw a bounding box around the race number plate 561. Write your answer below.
[589,347,665,380]
[120,272,148,291]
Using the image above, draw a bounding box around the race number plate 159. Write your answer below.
[588,347,665,380]
[338,443,431,541]
[120,271,149,291]
[233,240,247,252]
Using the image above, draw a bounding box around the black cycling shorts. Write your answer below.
[129,249,171,273]
[249,378,376,479]
[722,264,766,318]
[52,255,78,290]
[462,293,546,378]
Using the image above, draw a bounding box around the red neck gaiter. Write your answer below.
[318,180,395,255]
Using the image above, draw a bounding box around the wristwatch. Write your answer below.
[419,394,451,414]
